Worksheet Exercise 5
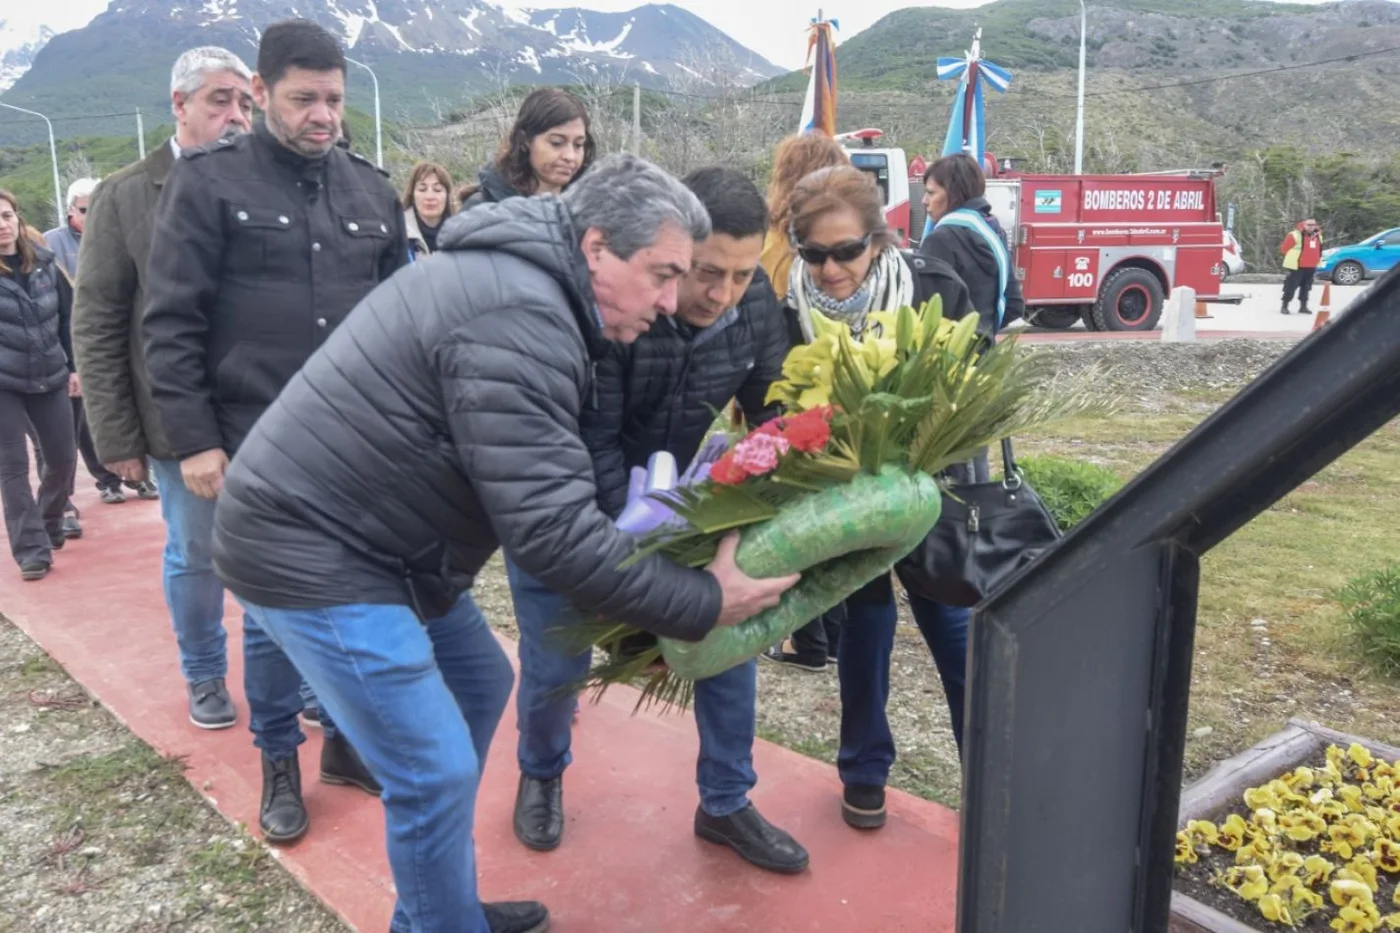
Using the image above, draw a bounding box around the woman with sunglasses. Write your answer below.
[779,165,978,833]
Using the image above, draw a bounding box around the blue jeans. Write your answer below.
[150,458,227,684]
[240,593,514,933]
[504,558,592,780]
[150,459,333,751]
[836,574,969,788]
[507,559,758,813]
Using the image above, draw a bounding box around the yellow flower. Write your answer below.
[1381,913,1400,930]
[1352,745,1376,769]
[1285,766,1318,791]
[1332,879,1376,907]
[1333,896,1384,933]
[1229,864,1270,901]
[1258,893,1293,925]
[1239,837,1277,866]
[1246,785,1283,811]
[797,384,832,409]
[858,334,899,381]
[1341,785,1369,813]
[1272,873,1324,910]
[1186,819,1219,847]
[1304,854,1337,887]
[1343,858,1380,892]
[1386,814,1400,840]
[1373,838,1400,873]
[1267,851,1305,881]
[1329,745,1349,772]
[1254,808,1280,834]
[1215,814,1248,851]
[1174,832,1198,865]
[1280,809,1327,842]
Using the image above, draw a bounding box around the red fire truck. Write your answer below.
[844,131,1231,331]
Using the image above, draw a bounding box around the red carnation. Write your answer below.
[780,407,832,453]
[709,451,751,486]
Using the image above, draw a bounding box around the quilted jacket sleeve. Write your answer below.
[438,298,722,640]
[734,277,790,427]
[579,343,631,520]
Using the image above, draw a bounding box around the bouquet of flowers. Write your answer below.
[563,298,1098,708]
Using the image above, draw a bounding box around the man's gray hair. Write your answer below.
[563,154,711,259]
[66,178,99,209]
[170,46,253,101]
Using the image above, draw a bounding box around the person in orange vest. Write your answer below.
[1280,218,1323,315]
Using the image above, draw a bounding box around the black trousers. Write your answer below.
[789,604,845,662]
[1283,268,1317,309]
[0,388,76,565]
[32,398,122,497]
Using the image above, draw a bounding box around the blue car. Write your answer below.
[1317,227,1400,285]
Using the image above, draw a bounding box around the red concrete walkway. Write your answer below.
[0,486,960,932]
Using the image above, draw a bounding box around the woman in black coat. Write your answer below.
[461,88,596,210]
[0,192,78,581]
[919,154,1025,335]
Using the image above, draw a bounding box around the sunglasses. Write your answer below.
[796,235,871,266]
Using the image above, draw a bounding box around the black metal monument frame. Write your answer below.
[957,269,1400,932]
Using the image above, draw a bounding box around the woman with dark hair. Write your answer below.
[919,153,1025,335]
[401,161,454,259]
[775,166,981,831]
[464,88,595,208]
[0,191,78,581]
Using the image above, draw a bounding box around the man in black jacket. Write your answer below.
[507,167,806,874]
[143,20,405,846]
[210,154,798,933]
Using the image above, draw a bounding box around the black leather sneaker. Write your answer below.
[513,774,563,852]
[483,900,549,933]
[694,803,809,874]
[842,783,887,830]
[259,753,308,844]
[187,677,236,730]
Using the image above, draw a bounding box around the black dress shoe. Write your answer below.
[260,753,309,844]
[513,774,563,852]
[694,803,810,874]
[483,900,550,933]
[320,733,382,796]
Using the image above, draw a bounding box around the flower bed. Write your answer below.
[1172,721,1400,932]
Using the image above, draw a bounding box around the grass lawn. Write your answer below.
[1024,392,1400,783]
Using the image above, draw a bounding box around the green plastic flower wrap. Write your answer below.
[561,297,1105,709]
[659,465,942,681]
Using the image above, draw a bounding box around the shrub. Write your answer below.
[1017,455,1123,530]
[1335,563,1400,675]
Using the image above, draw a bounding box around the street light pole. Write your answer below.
[0,101,64,229]
[345,57,383,168]
[1074,0,1087,175]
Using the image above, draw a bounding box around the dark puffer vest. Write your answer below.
[0,247,71,394]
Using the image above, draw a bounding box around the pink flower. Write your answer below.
[730,433,790,476]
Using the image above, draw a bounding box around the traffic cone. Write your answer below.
[1312,283,1332,330]
[1194,301,1212,320]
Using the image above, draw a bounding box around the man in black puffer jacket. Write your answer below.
[211,154,797,933]
[506,167,806,875]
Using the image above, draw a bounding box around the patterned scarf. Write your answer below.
[788,245,915,342]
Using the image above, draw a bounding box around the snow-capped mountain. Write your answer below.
[0,0,781,127]
[0,21,56,93]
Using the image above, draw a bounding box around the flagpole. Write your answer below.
[1074,0,1087,174]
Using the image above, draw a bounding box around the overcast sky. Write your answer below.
[6,0,1347,70]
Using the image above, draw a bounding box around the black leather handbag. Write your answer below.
[895,438,1061,608]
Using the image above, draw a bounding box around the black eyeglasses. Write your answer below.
[796,234,871,266]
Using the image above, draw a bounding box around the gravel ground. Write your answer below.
[0,621,346,933]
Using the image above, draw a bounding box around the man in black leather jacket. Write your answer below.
[142,20,404,848]
[210,154,798,933]
[507,167,808,874]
